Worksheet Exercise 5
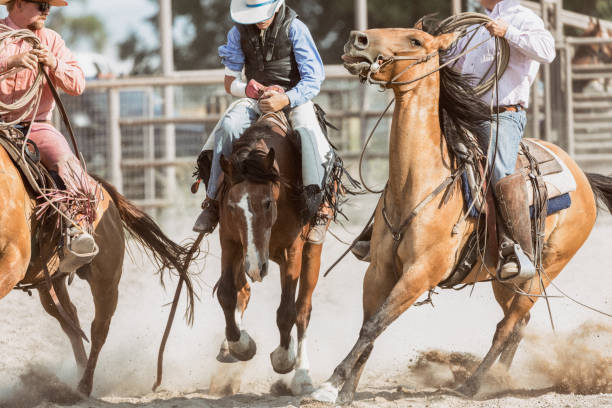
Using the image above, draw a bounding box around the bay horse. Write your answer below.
[213,113,329,395]
[311,27,612,403]
[0,142,195,396]
[572,18,612,93]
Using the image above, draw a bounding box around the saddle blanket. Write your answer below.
[462,140,576,218]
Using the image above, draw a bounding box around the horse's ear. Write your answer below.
[414,18,424,30]
[433,32,459,50]
[266,148,275,170]
[220,154,231,175]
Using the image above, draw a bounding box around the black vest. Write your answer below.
[237,5,301,89]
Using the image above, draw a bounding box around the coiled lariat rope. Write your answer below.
[0,25,86,233]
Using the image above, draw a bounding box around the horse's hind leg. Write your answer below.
[492,282,531,369]
[270,242,303,375]
[457,257,568,397]
[37,276,88,368]
[289,242,322,395]
[77,259,122,396]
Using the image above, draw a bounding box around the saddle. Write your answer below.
[440,139,576,288]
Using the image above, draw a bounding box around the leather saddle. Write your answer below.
[440,139,574,288]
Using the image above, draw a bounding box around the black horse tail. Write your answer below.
[586,172,612,214]
[92,174,196,324]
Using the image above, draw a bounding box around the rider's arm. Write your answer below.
[46,30,85,96]
[219,27,247,97]
[503,12,555,64]
[285,19,325,108]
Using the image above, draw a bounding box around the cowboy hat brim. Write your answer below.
[230,0,282,25]
[0,0,68,6]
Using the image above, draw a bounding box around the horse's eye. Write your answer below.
[264,200,272,210]
[411,38,422,47]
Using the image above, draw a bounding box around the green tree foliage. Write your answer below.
[119,0,451,74]
[118,0,612,74]
[48,0,107,52]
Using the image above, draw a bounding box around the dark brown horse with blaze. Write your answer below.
[311,27,612,403]
[0,147,195,395]
[214,115,327,395]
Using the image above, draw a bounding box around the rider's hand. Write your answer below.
[485,19,509,38]
[31,45,57,70]
[6,51,39,72]
[259,91,290,113]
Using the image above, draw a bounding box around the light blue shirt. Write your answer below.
[218,19,325,108]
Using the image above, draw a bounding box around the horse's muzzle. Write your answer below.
[245,260,268,283]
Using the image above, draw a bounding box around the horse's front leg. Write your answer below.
[312,261,433,403]
[218,247,256,362]
[289,241,323,395]
[270,241,304,374]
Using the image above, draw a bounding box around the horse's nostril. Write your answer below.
[261,261,268,278]
[355,32,369,49]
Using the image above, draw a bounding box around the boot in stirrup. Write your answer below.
[350,223,372,262]
[307,202,332,244]
[494,172,536,282]
[59,225,99,274]
[193,197,220,234]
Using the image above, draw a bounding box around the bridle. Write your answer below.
[363,50,440,87]
[361,33,492,88]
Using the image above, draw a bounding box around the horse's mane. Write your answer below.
[226,123,281,185]
[420,17,493,160]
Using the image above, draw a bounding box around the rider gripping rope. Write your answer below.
[0,0,100,273]
[192,0,336,244]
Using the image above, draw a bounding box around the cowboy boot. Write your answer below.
[193,197,220,234]
[494,172,536,282]
[350,223,372,262]
[59,225,99,274]
[307,201,332,244]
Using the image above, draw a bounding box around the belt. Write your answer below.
[494,104,524,112]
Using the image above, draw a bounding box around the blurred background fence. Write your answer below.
[52,0,612,209]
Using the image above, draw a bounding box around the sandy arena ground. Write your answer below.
[1,193,611,408]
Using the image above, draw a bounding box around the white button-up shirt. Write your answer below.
[452,0,556,108]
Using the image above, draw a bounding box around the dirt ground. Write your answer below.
[1,195,611,408]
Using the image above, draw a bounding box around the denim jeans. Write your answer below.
[477,110,527,185]
[204,98,332,198]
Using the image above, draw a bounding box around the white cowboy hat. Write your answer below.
[230,0,284,25]
[0,0,68,6]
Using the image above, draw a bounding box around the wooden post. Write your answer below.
[452,0,461,15]
[564,45,574,156]
[355,0,367,31]
[160,0,176,201]
[109,88,122,192]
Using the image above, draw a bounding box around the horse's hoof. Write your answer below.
[216,339,239,363]
[228,330,257,361]
[77,379,92,397]
[310,382,338,403]
[337,390,355,405]
[270,337,296,374]
[290,368,314,395]
[455,380,478,397]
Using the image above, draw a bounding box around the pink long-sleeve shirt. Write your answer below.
[0,16,85,122]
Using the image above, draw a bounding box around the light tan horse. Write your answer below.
[0,146,194,396]
[311,27,612,403]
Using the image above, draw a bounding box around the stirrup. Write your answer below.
[496,243,535,282]
[59,228,99,275]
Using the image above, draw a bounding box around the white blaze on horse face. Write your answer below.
[237,191,262,282]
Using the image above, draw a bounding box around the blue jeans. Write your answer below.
[204,98,333,198]
[477,110,527,185]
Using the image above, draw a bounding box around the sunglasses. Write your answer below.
[24,0,51,12]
